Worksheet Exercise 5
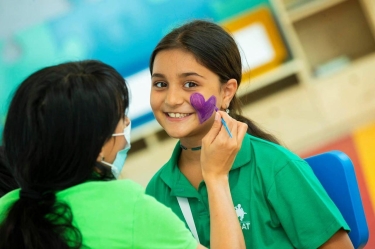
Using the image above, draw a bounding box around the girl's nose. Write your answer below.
[164,86,183,106]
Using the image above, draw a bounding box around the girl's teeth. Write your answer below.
[168,113,188,118]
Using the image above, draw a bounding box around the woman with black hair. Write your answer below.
[0,146,18,197]
[0,60,246,249]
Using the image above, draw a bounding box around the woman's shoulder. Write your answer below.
[58,179,145,202]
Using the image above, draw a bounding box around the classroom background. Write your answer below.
[1,0,374,247]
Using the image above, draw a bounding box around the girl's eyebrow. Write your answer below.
[151,73,164,78]
[151,72,206,79]
[180,72,206,79]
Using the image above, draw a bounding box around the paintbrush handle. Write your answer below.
[221,118,233,138]
[214,107,232,138]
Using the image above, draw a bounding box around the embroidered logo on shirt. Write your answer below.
[235,204,250,230]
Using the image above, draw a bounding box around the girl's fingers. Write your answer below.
[217,111,246,143]
[203,111,247,150]
[203,112,222,145]
[236,122,248,148]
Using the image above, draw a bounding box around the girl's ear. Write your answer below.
[221,78,238,109]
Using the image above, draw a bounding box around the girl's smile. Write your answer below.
[165,112,192,119]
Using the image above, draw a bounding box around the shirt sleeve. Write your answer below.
[267,159,350,249]
[132,191,198,249]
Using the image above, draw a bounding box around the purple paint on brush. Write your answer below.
[190,93,217,124]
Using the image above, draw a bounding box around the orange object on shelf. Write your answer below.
[222,6,288,82]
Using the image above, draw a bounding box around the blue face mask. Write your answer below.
[102,121,131,178]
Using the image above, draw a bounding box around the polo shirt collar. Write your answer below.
[160,141,199,198]
[160,134,251,197]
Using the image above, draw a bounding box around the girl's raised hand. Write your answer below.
[200,111,247,249]
[200,111,247,181]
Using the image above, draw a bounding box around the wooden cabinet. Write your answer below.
[248,0,375,151]
[311,55,375,127]
[242,84,326,150]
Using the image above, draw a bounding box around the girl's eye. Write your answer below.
[184,81,198,88]
[154,81,167,88]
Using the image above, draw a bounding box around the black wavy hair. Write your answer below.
[0,60,129,249]
[0,146,18,197]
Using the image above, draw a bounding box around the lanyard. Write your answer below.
[176,197,200,242]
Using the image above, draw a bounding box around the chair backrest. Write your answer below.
[304,150,369,249]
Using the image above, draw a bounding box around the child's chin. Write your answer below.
[164,129,188,140]
[166,132,184,139]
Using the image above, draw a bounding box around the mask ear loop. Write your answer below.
[112,132,124,136]
[113,121,131,139]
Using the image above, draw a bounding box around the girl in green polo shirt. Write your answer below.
[146,20,353,248]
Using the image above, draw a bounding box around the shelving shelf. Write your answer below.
[237,59,302,97]
[287,0,348,22]
[280,0,375,78]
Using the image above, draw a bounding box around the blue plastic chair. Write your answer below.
[304,151,369,248]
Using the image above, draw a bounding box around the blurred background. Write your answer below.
[1,0,374,247]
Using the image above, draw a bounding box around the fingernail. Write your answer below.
[215,112,220,121]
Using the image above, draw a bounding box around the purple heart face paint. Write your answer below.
[190,93,217,124]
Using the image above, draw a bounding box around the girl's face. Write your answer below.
[150,48,227,140]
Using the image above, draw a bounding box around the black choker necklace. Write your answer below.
[180,144,202,151]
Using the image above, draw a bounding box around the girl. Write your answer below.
[146,20,353,248]
[0,60,245,249]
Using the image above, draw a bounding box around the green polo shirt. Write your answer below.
[0,180,197,249]
[146,133,349,248]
